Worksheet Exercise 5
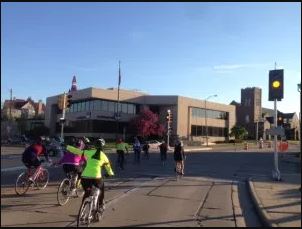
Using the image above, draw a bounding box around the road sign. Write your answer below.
[265,126,285,136]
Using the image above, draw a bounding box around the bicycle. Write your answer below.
[15,160,49,195]
[115,151,127,177]
[175,161,183,181]
[77,185,104,227]
[57,171,85,206]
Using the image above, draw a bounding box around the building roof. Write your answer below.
[3,98,45,113]
[230,100,240,106]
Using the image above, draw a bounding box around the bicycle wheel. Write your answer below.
[57,178,71,206]
[77,199,92,227]
[175,162,182,181]
[36,168,49,189]
[15,172,30,195]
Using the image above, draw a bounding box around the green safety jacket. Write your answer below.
[116,142,129,152]
[67,145,114,179]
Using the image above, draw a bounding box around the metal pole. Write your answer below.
[205,100,208,147]
[167,109,171,149]
[272,99,281,181]
[9,88,12,120]
[256,121,259,142]
[116,61,121,140]
[60,92,66,140]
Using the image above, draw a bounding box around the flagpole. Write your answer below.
[116,60,121,140]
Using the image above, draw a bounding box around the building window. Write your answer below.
[192,107,228,120]
[191,125,228,137]
[101,101,108,111]
[122,103,127,113]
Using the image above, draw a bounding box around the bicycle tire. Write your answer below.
[57,178,71,206]
[77,199,92,227]
[15,172,30,195]
[36,168,49,189]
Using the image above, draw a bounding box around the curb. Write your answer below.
[232,181,246,227]
[248,177,278,227]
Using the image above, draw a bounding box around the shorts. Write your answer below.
[22,156,41,168]
[174,153,183,161]
[63,164,83,177]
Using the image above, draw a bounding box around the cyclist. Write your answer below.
[22,136,51,182]
[173,139,185,175]
[67,138,114,216]
[159,140,168,165]
[53,137,87,195]
[133,137,141,164]
[142,142,150,160]
[116,138,129,170]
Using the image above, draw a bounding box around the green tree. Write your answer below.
[229,125,248,141]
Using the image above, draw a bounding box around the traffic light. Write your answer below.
[57,95,64,110]
[277,116,283,126]
[166,112,171,122]
[66,94,72,108]
[169,113,173,123]
[269,69,284,101]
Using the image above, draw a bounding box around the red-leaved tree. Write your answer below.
[129,109,165,138]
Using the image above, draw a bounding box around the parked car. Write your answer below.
[145,140,161,150]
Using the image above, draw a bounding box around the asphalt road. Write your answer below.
[1,145,299,227]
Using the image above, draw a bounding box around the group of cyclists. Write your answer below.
[21,135,186,219]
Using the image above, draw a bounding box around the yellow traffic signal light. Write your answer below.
[272,80,280,88]
[269,69,284,101]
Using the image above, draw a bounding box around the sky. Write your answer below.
[1,2,301,115]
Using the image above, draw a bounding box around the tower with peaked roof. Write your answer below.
[70,75,77,92]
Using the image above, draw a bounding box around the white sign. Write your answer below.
[266,127,285,136]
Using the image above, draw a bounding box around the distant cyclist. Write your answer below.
[142,142,150,160]
[133,137,141,164]
[67,138,114,217]
[22,136,51,182]
[116,138,129,170]
[159,140,168,165]
[173,140,185,175]
[53,137,87,195]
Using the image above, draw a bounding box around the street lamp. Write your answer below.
[298,83,301,155]
[205,94,217,147]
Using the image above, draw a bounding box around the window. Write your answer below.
[108,101,115,112]
[85,101,90,111]
[101,101,108,111]
[122,103,128,113]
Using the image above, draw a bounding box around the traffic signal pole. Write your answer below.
[60,92,66,140]
[272,98,281,181]
[167,109,171,149]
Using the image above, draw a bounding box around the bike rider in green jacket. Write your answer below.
[67,138,114,215]
[116,138,129,170]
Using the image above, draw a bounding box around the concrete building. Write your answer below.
[45,87,236,144]
[231,87,300,141]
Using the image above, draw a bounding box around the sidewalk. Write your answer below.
[248,154,301,227]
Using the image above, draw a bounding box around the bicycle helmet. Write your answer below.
[95,138,106,148]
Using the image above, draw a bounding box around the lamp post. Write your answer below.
[298,83,301,156]
[205,94,217,147]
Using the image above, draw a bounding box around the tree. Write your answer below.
[229,125,248,141]
[129,108,165,138]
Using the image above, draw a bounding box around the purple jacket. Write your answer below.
[58,150,86,166]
